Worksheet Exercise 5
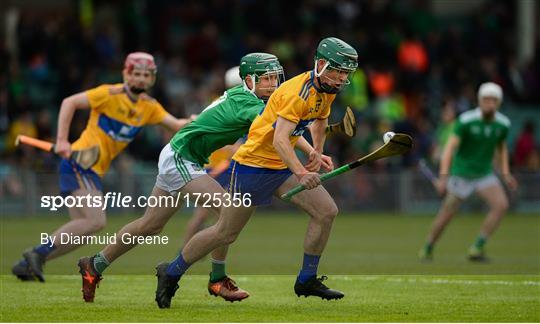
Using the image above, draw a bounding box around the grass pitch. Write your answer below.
[1,212,539,321]
[1,274,538,322]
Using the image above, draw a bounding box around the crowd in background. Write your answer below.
[1,0,539,202]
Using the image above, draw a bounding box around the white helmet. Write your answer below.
[225,66,242,88]
[478,82,503,102]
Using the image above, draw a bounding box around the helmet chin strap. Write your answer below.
[314,60,341,94]
[243,75,257,97]
[314,60,352,94]
[317,79,341,94]
[244,72,281,101]
[244,74,272,101]
[314,60,329,78]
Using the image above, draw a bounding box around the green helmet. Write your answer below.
[315,37,358,72]
[239,52,284,81]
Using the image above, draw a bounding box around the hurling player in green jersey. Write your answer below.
[420,82,518,262]
[77,53,333,304]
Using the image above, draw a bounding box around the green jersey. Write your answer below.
[451,107,510,178]
[170,85,264,165]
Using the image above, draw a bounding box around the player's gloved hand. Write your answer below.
[503,173,518,191]
[305,150,323,172]
[320,154,334,172]
[435,175,448,196]
[54,140,72,159]
[296,171,321,190]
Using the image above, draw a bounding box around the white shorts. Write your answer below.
[447,174,501,199]
[155,143,207,195]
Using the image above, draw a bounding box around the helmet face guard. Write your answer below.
[245,65,285,95]
[239,53,284,99]
[314,37,358,94]
[314,60,356,94]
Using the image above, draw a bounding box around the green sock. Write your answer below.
[210,259,226,282]
[473,235,487,249]
[93,252,110,275]
[425,242,433,253]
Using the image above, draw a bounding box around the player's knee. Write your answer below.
[319,202,339,223]
[89,218,107,233]
[138,220,164,236]
[216,228,240,245]
[148,223,165,235]
[443,195,461,214]
[225,233,239,245]
[492,198,509,213]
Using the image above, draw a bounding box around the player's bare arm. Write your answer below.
[159,113,195,132]
[305,118,332,172]
[55,92,92,159]
[296,136,334,172]
[437,134,460,195]
[497,141,518,191]
[310,118,328,154]
[273,116,320,189]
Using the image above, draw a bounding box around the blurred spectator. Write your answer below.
[513,121,538,171]
[36,110,53,142]
[431,99,456,161]
[340,69,369,112]
[5,111,37,153]
[1,0,538,198]
[369,70,395,98]
[0,163,24,198]
[374,93,406,123]
[398,38,429,73]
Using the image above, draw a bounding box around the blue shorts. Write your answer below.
[59,159,103,195]
[205,167,231,189]
[222,160,292,206]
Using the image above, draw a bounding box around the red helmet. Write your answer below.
[124,52,157,74]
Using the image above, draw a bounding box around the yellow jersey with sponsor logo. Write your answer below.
[72,84,168,175]
[233,71,335,169]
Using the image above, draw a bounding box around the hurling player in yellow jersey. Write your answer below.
[156,38,358,305]
[12,52,193,282]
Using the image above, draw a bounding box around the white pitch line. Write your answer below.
[224,275,540,287]
[41,275,540,286]
[347,276,540,287]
